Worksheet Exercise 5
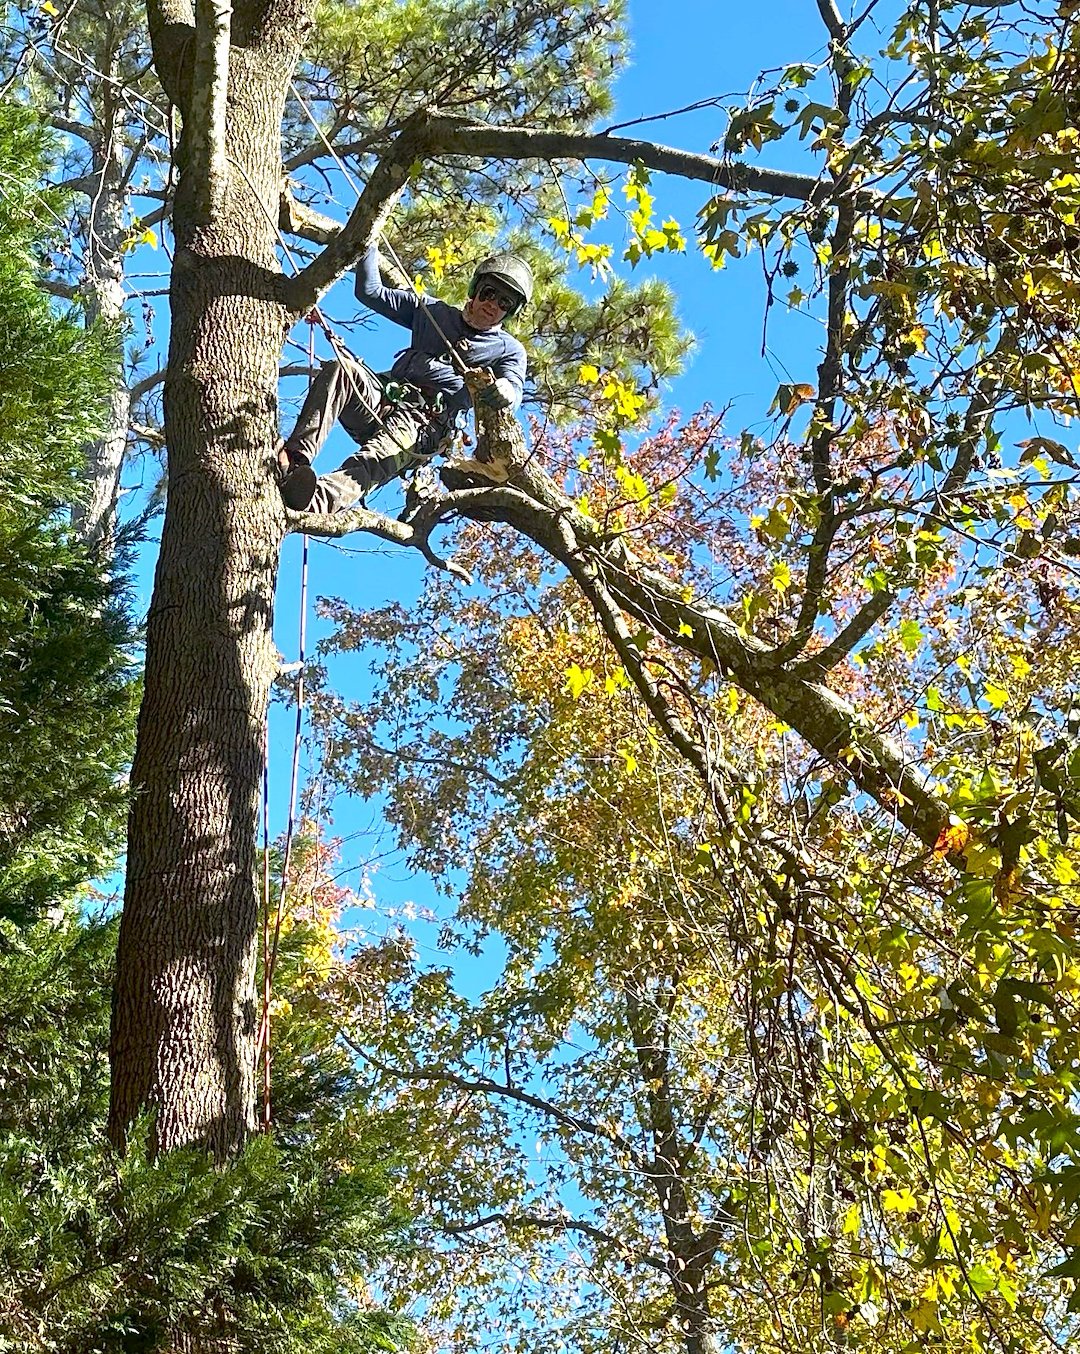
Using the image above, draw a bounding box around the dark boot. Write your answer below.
[276,442,317,510]
[280,465,318,510]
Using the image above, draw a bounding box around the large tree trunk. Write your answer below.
[109,22,301,1156]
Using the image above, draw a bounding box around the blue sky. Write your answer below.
[266,0,855,933]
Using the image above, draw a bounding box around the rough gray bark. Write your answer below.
[108,0,310,1156]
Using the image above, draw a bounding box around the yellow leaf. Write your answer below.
[769,381,816,416]
[564,663,593,700]
[902,323,928,352]
[911,1297,940,1333]
[934,818,969,859]
[882,1187,919,1214]
[983,681,1009,710]
[579,363,600,384]
[962,838,1002,877]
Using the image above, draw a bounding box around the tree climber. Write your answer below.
[277,245,533,513]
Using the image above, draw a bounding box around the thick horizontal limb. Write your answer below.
[283,106,830,314]
[417,110,827,202]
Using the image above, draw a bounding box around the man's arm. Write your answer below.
[482,341,527,411]
[354,245,418,328]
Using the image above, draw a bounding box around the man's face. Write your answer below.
[463,280,518,330]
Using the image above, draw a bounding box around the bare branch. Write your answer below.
[286,496,473,585]
[41,277,79,302]
[418,110,828,202]
[130,421,166,446]
[352,1044,649,1166]
[279,184,341,246]
[133,200,173,233]
[51,172,100,198]
[815,0,848,43]
[443,1212,668,1271]
[129,366,166,402]
[283,128,386,175]
[793,589,896,676]
[48,115,99,148]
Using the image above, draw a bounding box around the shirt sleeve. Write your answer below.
[490,340,527,412]
[353,245,418,329]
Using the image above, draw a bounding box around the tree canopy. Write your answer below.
[10,0,1080,1351]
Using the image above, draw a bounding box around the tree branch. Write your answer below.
[285,496,473,585]
[130,421,166,446]
[792,589,895,676]
[41,277,79,302]
[51,172,100,198]
[815,0,848,43]
[352,1044,648,1166]
[129,366,167,402]
[283,128,386,175]
[134,200,173,233]
[281,109,430,314]
[442,1211,668,1271]
[49,115,99,148]
[279,184,341,246]
[418,110,828,203]
[438,462,952,855]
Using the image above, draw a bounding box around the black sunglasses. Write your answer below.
[475,282,519,312]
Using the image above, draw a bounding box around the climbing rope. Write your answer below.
[257,317,314,1129]
[260,729,271,1127]
[288,84,476,384]
[253,93,511,1119]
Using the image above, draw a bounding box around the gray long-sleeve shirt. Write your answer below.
[354,247,527,417]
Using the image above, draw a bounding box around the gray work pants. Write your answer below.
[285,353,430,513]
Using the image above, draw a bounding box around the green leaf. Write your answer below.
[899,619,923,653]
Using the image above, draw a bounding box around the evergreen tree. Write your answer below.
[0,104,135,923]
[0,905,412,1353]
[0,111,409,1354]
